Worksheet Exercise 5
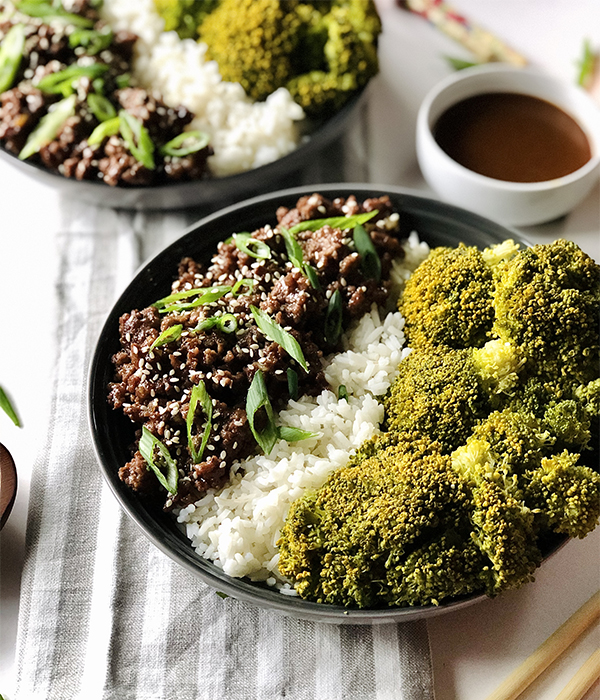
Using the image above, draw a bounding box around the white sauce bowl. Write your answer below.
[416,64,600,226]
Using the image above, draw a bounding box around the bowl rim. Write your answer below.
[416,63,600,192]
[88,182,572,624]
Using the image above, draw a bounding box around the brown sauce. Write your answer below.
[433,92,592,182]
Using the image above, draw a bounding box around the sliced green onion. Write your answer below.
[279,225,303,269]
[139,426,178,494]
[576,38,596,88]
[0,385,20,427]
[92,76,104,94]
[445,56,480,71]
[337,385,348,401]
[233,232,271,260]
[277,426,317,442]
[288,210,379,235]
[159,130,210,157]
[186,381,212,464]
[115,72,130,89]
[250,306,308,372]
[87,114,120,145]
[119,109,155,170]
[16,1,94,27]
[287,367,298,401]
[152,285,231,312]
[231,278,255,296]
[18,94,77,160]
[246,370,278,455]
[150,323,182,350]
[353,223,381,281]
[194,317,218,333]
[37,63,109,95]
[68,26,113,55]
[218,313,238,333]
[87,92,117,122]
[303,262,321,290]
[324,289,343,345]
[0,23,25,94]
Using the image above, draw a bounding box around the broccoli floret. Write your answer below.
[523,451,600,538]
[197,0,381,117]
[384,341,525,452]
[153,0,219,38]
[278,435,485,607]
[492,239,600,386]
[398,243,495,349]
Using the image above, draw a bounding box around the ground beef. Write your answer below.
[108,194,405,508]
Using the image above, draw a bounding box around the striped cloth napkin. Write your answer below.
[14,136,437,700]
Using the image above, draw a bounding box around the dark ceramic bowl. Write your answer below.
[88,183,566,623]
[0,89,365,211]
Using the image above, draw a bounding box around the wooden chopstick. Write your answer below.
[485,590,600,700]
[554,648,600,700]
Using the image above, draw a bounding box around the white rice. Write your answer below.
[176,234,430,588]
[100,0,305,176]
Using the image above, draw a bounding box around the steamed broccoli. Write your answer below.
[193,0,381,117]
[153,0,219,38]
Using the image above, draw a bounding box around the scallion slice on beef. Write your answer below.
[150,324,183,350]
[288,210,378,235]
[119,110,155,170]
[324,289,343,345]
[232,233,271,260]
[160,130,210,157]
[250,306,308,372]
[15,0,94,27]
[88,115,120,145]
[37,63,109,96]
[0,23,25,94]
[353,223,381,281]
[246,370,278,455]
[139,426,178,494]
[87,93,117,122]
[18,94,77,160]
[186,382,212,464]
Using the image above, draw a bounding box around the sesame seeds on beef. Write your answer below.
[108,194,404,508]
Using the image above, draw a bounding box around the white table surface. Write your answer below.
[1,1,599,698]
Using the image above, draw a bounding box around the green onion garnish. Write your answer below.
[139,426,178,494]
[68,26,113,55]
[280,225,303,269]
[159,130,210,157]
[576,38,596,88]
[353,223,381,281]
[324,289,343,345]
[19,94,77,160]
[87,93,117,122]
[246,370,278,455]
[231,277,255,296]
[287,367,298,400]
[288,210,379,235]
[444,56,480,71]
[87,115,120,145]
[119,109,155,170]
[115,72,130,89]
[337,385,348,401]
[303,262,321,290]
[195,313,238,334]
[0,385,20,427]
[152,285,231,313]
[277,426,317,442]
[37,63,109,96]
[232,233,271,260]
[186,381,212,464]
[250,306,308,372]
[16,0,94,27]
[150,324,182,350]
[0,23,25,94]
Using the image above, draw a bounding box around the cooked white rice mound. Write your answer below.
[101,0,305,176]
[177,235,430,587]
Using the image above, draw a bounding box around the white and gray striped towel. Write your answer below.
[14,138,437,700]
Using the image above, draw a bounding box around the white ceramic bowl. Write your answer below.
[416,64,600,226]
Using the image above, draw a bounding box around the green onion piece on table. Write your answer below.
[444,55,480,71]
[287,367,298,400]
[150,324,183,350]
[18,94,77,160]
[68,26,113,55]
[576,38,596,88]
[186,381,212,464]
[16,0,94,27]
[87,114,120,145]
[324,289,343,345]
[288,210,378,235]
[139,426,178,494]
[159,130,210,157]
[232,232,271,260]
[87,92,117,122]
[0,23,25,94]
[37,63,109,95]
[119,109,155,170]
[250,306,308,372]
[246,370,278,455]
[353,223,381,281]
[0,385,21,427]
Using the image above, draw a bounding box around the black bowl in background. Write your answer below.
[88,183,567,624]
[0,89,366,211]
